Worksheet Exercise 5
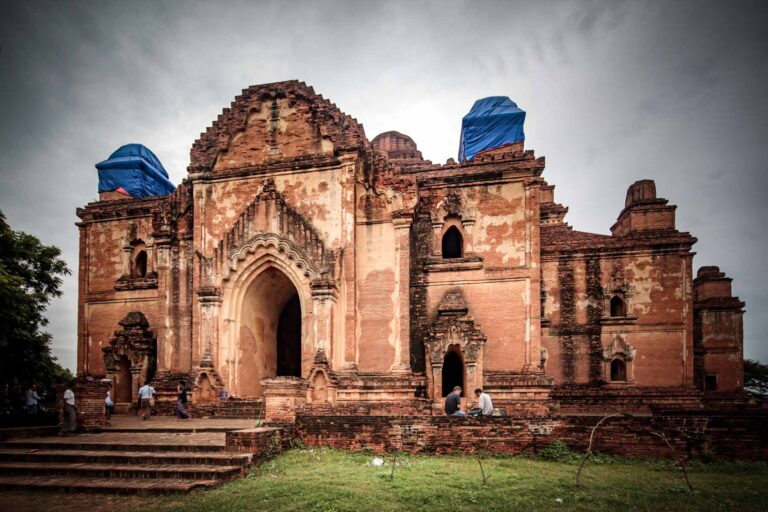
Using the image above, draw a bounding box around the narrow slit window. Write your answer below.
[134,250,148,278]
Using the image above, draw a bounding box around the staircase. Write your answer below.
[0,429,254,494]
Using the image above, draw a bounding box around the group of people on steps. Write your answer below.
[59,379,191,434]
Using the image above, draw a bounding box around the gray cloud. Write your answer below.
[1,0,767,369]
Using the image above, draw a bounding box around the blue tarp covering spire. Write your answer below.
[458,96,526,163]
[96,144,175,198]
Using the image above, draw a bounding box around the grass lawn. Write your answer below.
[4,447,768,512]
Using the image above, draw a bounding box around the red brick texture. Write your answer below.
[294,411,768,460]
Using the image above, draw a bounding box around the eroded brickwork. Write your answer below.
[74,80,746,424]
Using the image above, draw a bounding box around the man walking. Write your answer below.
[59,383,77,435]
[445,386,466,417]
[138,380,156,420]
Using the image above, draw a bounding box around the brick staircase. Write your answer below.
[0,429,254,494]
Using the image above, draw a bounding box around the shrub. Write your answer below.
[537,441,579,463]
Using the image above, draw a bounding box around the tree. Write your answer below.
[744,359,768,399]
[0,209,72,405]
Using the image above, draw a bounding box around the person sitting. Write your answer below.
[444,386,466,417]
[474,388,494,416]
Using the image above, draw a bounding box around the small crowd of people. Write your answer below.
[130,380,191,421]
[444,386,496,417]
[55,381,495,434]
[56,379,192,434]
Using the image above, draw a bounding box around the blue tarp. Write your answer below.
[458,96,526,163]
[96,144,175,198]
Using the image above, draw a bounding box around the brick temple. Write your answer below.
[75,80,745,421]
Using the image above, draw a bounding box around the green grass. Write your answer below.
[146,448,768,512]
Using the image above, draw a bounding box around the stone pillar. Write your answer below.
[311,278,337,364]
[76,222,88,376]
[146,241,156,276]
[154,233,172,372]
[261,377,308,423]
[197,287,222,367]
[121,243,133,277]
[391,212,413,373]
[341,155,359,372]
[462,217,475,254]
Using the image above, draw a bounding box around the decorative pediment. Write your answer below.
[424,291,486,365]
[602,335,636,361]
[429,189,477,224]
[204,179,338,285]
[102,312,157,373]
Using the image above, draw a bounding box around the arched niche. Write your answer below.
[610,295,627,318]
[442,225,464,259]
[610,359,627,382]
[424,291,486,404]
[602,335,636,385]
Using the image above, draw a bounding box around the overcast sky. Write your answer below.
[1,0,767,370]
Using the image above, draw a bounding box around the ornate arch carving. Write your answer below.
[202,179,339,290]
[602,334,637,384]
[102,312,157,401]
[424,291,486,402]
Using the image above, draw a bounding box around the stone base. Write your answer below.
[335,372,426,402]
[262,377,308,423]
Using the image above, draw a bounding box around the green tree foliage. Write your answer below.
[0,209,72,400]
[744,359,768,398]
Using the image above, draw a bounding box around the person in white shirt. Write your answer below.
[25,384,41,415]
[60,384,77,434]
[474,388,494,416]
[138,381,156,420]
[104,389,114,422]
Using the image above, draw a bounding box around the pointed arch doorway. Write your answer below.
[237,266,303,397]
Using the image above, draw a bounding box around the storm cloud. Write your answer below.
[1,0,767,370]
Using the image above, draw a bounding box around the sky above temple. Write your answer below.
[1,0,767,369]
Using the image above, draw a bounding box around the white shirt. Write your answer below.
[64,389,75,406]
[138,385,155,399]
[25,389,40,406]
[478,392,493,415]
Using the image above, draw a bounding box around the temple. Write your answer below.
[75,80,745,421]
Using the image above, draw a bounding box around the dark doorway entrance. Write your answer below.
[442,350,464,397]
[277,293,302,377]
[115,355,132,403]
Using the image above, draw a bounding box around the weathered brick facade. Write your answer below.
[75,80,746,421]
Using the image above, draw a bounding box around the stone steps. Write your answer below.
[0,461,243,480]
[0,475,220,494]
[4,440,225,453]
[0,430,255,494]
[0,448,252,466]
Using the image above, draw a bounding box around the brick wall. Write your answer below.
[294,411,768,460]
[225,427,286,462]
[57,378,111,431]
